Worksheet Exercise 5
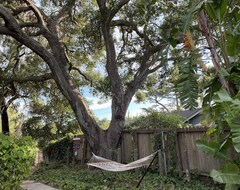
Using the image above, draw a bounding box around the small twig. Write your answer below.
[71,66,93,87]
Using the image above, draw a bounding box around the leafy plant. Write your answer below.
[0,134,36,190]
[31,163,221,190]
[175,50,200,109]
[125,111,184,130]
[177,0,240,189]
[43,135,75,162]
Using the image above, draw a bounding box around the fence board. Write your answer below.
[121,133,134,163]
[137,133,154,158]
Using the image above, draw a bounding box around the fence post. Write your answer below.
[161,132,167,175]
[158,150,164,175]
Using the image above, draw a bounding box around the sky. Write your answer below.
[83,87,154,120]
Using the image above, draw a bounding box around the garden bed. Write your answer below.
[31,163,223,190]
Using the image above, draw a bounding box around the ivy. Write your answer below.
[154,131,178,175]
[44,136,74,162]
[32,163,220,190]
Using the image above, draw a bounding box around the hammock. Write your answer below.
[87,151,158,172]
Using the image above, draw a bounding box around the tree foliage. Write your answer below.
[125,110,184,130]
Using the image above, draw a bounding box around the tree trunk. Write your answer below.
[1,100,9,135]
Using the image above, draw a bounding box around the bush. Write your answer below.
[44,136,73,162]
[0,134,36,190]
[126,111,184,129]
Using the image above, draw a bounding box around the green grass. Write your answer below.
[31,163,223,190]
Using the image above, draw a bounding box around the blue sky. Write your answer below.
[83,87,154,120]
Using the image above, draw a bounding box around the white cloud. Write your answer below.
[88,98,112,110]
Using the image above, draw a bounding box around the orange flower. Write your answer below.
[184,32,195,51]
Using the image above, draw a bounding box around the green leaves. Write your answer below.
[205,0,228,23]
[181,1,205,32]
[125,111,184,130]
[210,164,240,186]
[232,128,240,152]
[212,89,240,153]
[196,140,228,160]
[175,51,200,109]
[214,89,233,102]
[225,117,240,153]
[226,33,240,57]
[0,134,36,190]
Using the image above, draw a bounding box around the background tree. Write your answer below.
[22,84,81,148]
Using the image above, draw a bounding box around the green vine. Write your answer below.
[44,136,74,162]
[154,131,177,175]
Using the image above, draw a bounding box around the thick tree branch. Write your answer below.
[0,6,22,32]
[23,0,47,30]
[12,6,31,15]
[0,6,57,67]
[20,22,39,28]
[53,0,77,23]
[111,19,154,46]
[97,3,123,95]
[0,3,102,154]
[0,26,13,35]
[124,42,166,107]
[110,0,130,19]
[97,0,107,11]
[2,73,53,84]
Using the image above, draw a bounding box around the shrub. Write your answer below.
[0,134,36,190]
[44,136,73,162]
[126,111,184,129]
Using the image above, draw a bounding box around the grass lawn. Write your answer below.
[31,163,223,190]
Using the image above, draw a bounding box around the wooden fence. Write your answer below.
[44,127,235,176]
[120,128,222,176]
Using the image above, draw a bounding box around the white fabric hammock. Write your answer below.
[87,151,157,172]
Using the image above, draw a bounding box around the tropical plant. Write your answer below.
[176,0,240,189]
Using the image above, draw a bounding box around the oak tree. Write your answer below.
[0,0,183,157]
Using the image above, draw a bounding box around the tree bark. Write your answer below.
[197,10,235,96]
[1,100,10,135]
